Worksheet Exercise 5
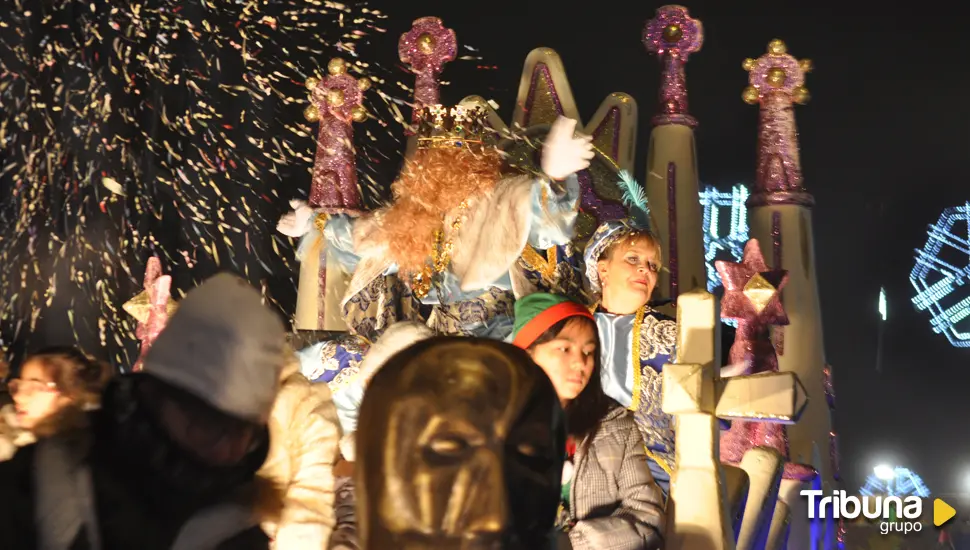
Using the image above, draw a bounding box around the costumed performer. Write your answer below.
[277,103,594,343]
[512,293,665,550]
[582,172,677,495]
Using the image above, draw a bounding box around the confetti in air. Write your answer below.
[0,1,477,368]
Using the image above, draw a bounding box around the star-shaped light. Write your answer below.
[715,239,789,326]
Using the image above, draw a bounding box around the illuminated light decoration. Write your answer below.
[699,184,750,327]
[859,466,931,498]
[909,203,970,348]
[878,287,887,321]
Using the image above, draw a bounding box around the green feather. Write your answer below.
[617,170,650,229]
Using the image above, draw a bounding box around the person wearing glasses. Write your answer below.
[0,346,113,459]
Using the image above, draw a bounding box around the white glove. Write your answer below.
[540,117,594,180]
[276,199,315,238]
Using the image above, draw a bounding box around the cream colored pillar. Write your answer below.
[642,6,708,316]
[741,39,836,550]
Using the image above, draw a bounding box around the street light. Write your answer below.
[875,464,896,481]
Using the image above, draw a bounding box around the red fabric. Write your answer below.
[565,436,576,459]
[512,302,593,349]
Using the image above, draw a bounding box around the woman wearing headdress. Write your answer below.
[581,172,677,496]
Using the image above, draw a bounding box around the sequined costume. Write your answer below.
[298,173,580,343]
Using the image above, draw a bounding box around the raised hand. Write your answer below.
[540,116,595,180]
[277,199,315,238]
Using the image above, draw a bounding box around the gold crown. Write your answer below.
[416,104,489,149]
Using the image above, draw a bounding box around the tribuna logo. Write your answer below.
[802,490,924,535]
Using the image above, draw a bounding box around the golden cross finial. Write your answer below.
[741,39,812,106]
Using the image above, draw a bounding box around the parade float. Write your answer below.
[124,5,836,550]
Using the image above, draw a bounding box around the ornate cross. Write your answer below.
[661,286,808,550]
[643,5,703,127]
[304,57,369,214]
[399,17,457,133]
[742,39,813,207]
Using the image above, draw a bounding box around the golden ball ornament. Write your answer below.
[357,77,371,92]
[327,88,345,107]
[742,86,760,104]
[662,24,683,42]
[351,105,367,122]
[303,104,319,122]
[305,76,320,91]
[742,58,756,71]
[766,67,787,88]
[799,59,813,73]
[793,86,810,104]
[417,33,436,54]
[768,39,787,55]
[327,58,348,76]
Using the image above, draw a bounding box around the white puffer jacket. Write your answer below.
[257,354,341,549]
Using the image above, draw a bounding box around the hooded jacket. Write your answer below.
[257,352,340,549]
[0,273,285,550]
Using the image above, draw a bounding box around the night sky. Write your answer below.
[3,0,967,496]
[362,1,970,495]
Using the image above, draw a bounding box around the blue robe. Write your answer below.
[298,174,581,434]
[596,307,677,494]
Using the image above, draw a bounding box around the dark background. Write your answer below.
[2,0,968,496]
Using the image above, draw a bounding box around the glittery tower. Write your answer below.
[399,17,457,157]
[742,39,836,550]
[642,6,707,314]
[296,58,370,331]
[715,240,815,482]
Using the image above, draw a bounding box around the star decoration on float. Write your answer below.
[716,239,789,325]
[123,257,177,324]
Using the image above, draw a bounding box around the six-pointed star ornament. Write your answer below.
[716,239,788,326]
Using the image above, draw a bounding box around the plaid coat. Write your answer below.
[562,406,666,550]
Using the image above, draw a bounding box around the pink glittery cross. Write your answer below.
[745,41,814,207]
[398,17,457,130]
[643,5,703,127]
[133,256,172,372]
[308,72,365,214]
[716,239,815,481]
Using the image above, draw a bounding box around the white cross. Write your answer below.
[661,288,807,550]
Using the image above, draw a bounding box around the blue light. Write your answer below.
[859,466,930,498]
[909,202,970,348]
[699,184,750,327]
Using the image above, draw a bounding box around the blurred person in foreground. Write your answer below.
[0,346,114,461]
[0,273,285,549]
[356,336,566,550]
[259,345,341,549]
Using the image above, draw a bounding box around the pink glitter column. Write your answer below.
[743,40,814,208]
[716,239,815,482]
[399,17,457,133]
[133,256,172,372]
[642,5,702,128]
[305,58,369,214]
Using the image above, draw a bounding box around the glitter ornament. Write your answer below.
[642,5,703,128]
[126,257,174,372]
[743,39,814,208]
[398,17,457,131]
[306,58,370,214]
[717,239,815,481]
